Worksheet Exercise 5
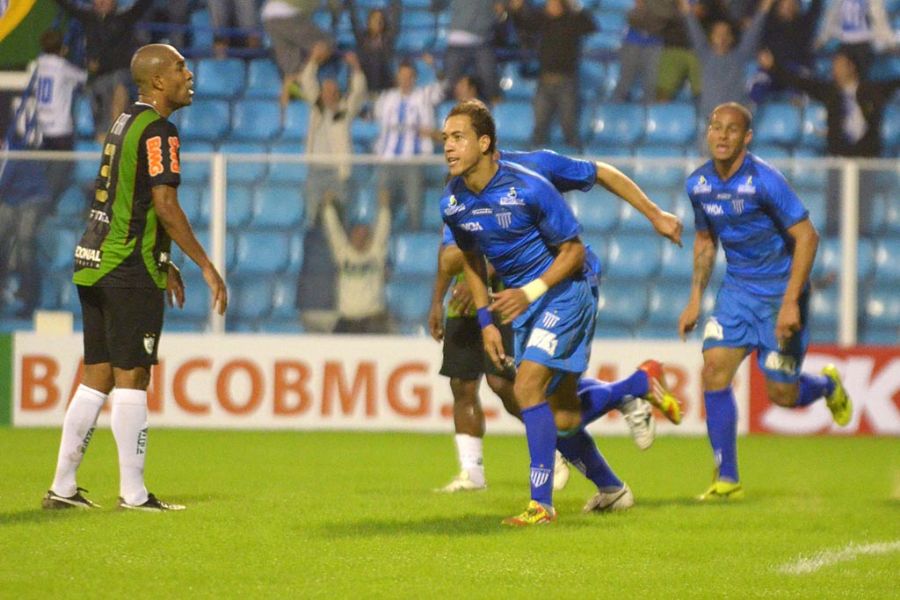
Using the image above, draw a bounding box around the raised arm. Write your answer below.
[775,218,818,345]
[678,228,717,340]
[596,161,683,246]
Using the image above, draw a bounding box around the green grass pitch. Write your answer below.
[1,429,897,598]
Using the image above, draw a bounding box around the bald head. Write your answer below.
[131,44,180,93]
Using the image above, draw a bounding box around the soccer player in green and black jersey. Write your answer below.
[42,44,227,512]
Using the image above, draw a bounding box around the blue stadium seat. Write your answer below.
[281,102,310,141]
[74,95,93,139]
[881,103,900,155]
[401,9,435,29]
[178,141,215,185]
[229,277,275,322]
[580,232,607,266]
[50,229,78,272]
[633,145,685,189]
[790,149,827,191]
[601,61,620,98]
[392,232,442,276]
[659,240,695,281]
[598,0,634,11]
[604,234,662,279]
[750,144,790,161]
[644,103,696,147]
[269,276,300,322]
[56,186,87,219]
[862,287,900,342]
[351,119,380,152]
[567,190,618,232]
[754,102,802,147]
[617,202,656,234]
[583,31,621,53]
[397,28,433,52]
[423,184,448,230]
[386,279,432,324]
[194,58,246,98]
[188,230,237,271]
[597,281,648,329]
[232,231,292,275]
[175,273,210,320]
[579,60,606,97]
[813,237,876,280]
[492,102,534,146]
[219,142,268,183]
[57,280,81,313]
[868,193,900,235]
[810,284,838,330]
[595,10,627,34]
[189,9,213,51]
[252,184,305,229]
[803,189,826,231]
[645,282,691,331]
[874,238,900,281]
[590,103,644,146]
[266,150,308,185]
[231,99,282,142]
[73,140,101,185]
[225,185,254,227]
[499,62,537,100]
[179,99,230,142]
[246,59,282,99]
[178,183,205,224]
[800,102,827,151]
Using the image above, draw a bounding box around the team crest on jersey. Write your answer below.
[527,327,558,355]
[737,176,756,195]
[143,333,157,355]
[732,198,745,214]
[530,467,552,488]
[540,311,560,328]
[499,186,524,206]
[764,351,797,375]
[444,194,466,216]
[495,211,512,228]
[703,318,724,341]
[693,175,712,194]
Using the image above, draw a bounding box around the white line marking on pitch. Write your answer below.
[777,540,900,575]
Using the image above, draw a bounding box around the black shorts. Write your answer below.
[440,316,515,381]
[78,285,164,369]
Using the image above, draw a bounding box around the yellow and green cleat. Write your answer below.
[822,364,852,427]
[501,500,557,527]
[698,480,745,501]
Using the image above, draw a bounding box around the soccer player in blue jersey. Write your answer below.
[678,102,853,501]
[429,150,685,494]
[440,100,681,525]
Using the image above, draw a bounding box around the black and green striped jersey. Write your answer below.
[73,103,181,289]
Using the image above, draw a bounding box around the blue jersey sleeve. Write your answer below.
[759,167,809,230]
[441,224,455,246]
[500,150,596,193]
[686,179,711,232]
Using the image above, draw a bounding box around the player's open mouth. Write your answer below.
[447,157,459,166]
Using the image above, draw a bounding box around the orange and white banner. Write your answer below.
[749,345,900,436]
[11,334,742,435]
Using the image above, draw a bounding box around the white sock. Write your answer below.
[111,388,150,505]
[50,384,107,497]
[455,434,485,485]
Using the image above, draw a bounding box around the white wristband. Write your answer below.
[521,278,549,303]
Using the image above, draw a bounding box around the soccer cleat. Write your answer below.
[434,470,487,493]
[638,359,683,425]
[698,480,745,501]
[822,364,852,427]
[118,493,186,512]
[501,500,557,526]
[41,487,100,510]
[583,483,634,513]
[620,397,656,450]
[553,450,570,491]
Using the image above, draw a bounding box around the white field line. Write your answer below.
[777,540,900,575]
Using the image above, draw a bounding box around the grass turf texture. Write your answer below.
[1,429,897,598]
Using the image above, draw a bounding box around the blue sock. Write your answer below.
[704,388,739,482]
[521,402,557,507]
[557,429,623,491]
[577,371,648,426]
[796,373,835,407]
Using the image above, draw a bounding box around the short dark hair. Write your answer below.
[710,102,753,130]
[40,30,64,55]
[447,99,496,154]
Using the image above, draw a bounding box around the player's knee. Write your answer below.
[553,410,580,431]
[449,378,479,405]
[701,361,731,391]
[513,377,543,408]
[114,367,151,390]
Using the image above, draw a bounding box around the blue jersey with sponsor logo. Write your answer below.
[441,160,598,289]
[441,150,596,246]
[685,153,808,297]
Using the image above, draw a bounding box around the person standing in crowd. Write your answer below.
[52,0,154,142]
[42,44,227,512]
[433,0,502,103]
[612,0,668,103]
[347,0,401,97]
[816,0,895,76]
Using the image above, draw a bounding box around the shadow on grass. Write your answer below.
[0,508,101,525]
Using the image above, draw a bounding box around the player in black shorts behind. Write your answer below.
[42,44,227,512]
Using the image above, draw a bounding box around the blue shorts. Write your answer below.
[702,284,810,383]
[514,278,598,394]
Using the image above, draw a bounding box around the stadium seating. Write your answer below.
[596,281,649,332]
[873,238,900,281]
[499,63,537,100]
[281,102,310,142]
[246,59,282,99]
[392,232,442,277]
[220,142,268,183]
[862,287,900,344]
[232,231,293,276]
[74,96,94,138]
[644,103,696,147]
[251,184,305,229]
[179,99,231,142]
[225,185,255,228]
[754,102,802,148]
[386,279,432,326]
[567,190,619,232]
[492,102,534,147]
[881,103,900,155]
[604,235,662,280]
[590,103,644,147]
[230,99,282,142]
[178,141,215,184]
[194,58,246,98]
[799,102,827,152]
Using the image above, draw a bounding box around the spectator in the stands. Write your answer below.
[34,29,86,205]
[292,41,368,223]
[322,189,391,334]
[761,48,900,234]
[680,0,773,125]
[52,0,153,141]
[207,0,260,57]
[373,58,443,229]
[508,0,597,150]
[433,0,502,103]
[347,0,401,97]
[656,0,701,102]
[816,0,895,76]
[262,0,336,78]
[613,0,669,103]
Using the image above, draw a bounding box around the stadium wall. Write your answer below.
[9,333,744,435]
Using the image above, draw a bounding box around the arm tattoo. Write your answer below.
[692,241,716,291]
